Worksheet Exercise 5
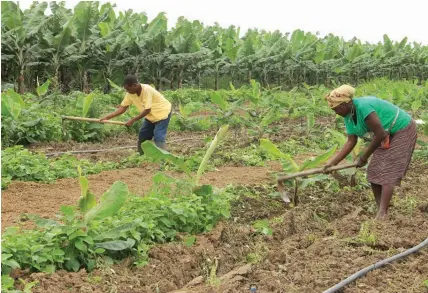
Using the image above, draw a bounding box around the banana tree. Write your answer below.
[201,24,241,89]
[1,2,49,93]
[141,125,229,187]
[42,2,75,91]
[165,17,206,88]
[71,1,103,93]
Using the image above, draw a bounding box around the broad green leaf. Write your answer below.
[260,139,299,172]
[52,249,65,256]
[43,264,56,273]
[307,113,315,133]
[84,181,129,224]
[82,93,95,117]
[211,92,229,111]
[34,218,61,228]
[141,141,190,176]
[74,239,87,252]
[79,190,97,214]
[69,230,87,240]
[347,45,363,62]
[193,185,213,196]
[183,236,196,247]
[36,79,50,97]
[87,259,96,272]
[78,169,96,214]
[3,259,20,269]
[299,145,337,171]
[95,238,135,251]
[1,275,15,290]
[107,78,124,92]
[95,248,105,254]
[1,254,13,261]
[65,257,80,272]
[1,89,24,120]
[94,222,136,241]
[98,22,111,37]
[196,125,229,185]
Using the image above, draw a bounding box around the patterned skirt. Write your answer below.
[367,120,417,186]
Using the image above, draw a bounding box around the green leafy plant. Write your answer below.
[260,138,337,205]
[141,124,229,187]
[1,146,119,188]
[252,219,273,236]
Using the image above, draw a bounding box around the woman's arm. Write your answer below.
[357,112,387,166]
[325,134,358,169]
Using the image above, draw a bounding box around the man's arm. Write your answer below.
[100,106,128,121]
[125,109,151,127]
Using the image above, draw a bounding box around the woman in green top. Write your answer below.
[323,85,417,219]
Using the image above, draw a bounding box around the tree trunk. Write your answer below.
[83,71,90,93]
[169,72,174,90]
[214,71,219,90]
[177,69,183,89]
[18,68,25,94]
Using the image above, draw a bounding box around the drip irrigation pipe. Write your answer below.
[323,237,428,293]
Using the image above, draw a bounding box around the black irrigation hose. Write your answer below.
[323,237,428,293]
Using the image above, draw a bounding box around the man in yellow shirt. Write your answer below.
[100,75,172,154]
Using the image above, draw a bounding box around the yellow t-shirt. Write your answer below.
[120,84,171,122]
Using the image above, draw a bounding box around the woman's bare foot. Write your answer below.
[375,210,388,220]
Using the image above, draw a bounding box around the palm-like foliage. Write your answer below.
[2,1,428,93]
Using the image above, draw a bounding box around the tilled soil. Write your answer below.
[6,161,428,293]
[1,165,278,230]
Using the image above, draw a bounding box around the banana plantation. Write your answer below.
[2,1,428,94]
[2,1,428,293]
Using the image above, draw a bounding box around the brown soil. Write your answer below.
[1,166,274,230]
[28,131,211,162]
[6,161,428,293]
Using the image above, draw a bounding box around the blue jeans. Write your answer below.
[138,111,171,154]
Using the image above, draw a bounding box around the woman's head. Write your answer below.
[325,85,355,117]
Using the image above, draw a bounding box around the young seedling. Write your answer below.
[260,138,337,206]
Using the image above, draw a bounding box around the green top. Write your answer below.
[344,96,412,137]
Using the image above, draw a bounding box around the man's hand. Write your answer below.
[99,116,109,122]
[125,119,135,127]
[356,156,368,168]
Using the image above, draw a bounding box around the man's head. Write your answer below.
[123,75,140,94]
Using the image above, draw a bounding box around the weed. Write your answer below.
[252,219,273,236]
[357,221,377,246]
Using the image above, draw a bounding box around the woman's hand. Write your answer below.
[323,161,336,173]
[356,156,368,168]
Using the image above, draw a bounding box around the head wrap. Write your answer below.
[325,85,355,108]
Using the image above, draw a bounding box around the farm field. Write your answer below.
[2,79,428,293]
[2,1,428,293]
